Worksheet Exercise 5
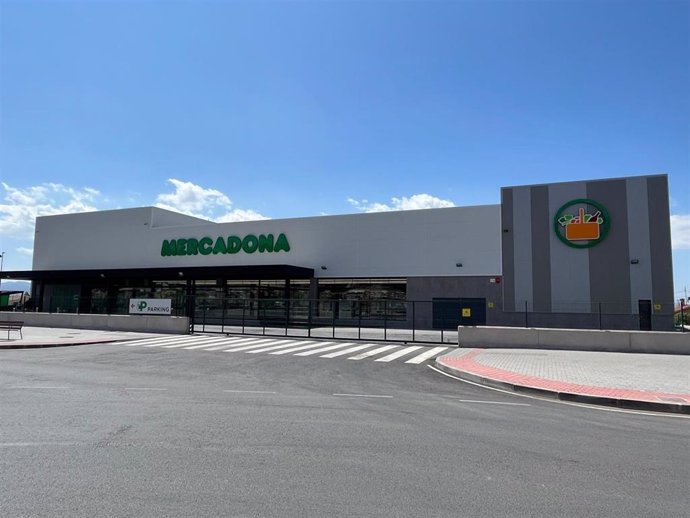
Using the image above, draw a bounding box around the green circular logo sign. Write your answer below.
[554,198,610,249]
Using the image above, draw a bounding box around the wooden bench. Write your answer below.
[0,320,23,340]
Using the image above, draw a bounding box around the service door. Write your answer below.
[638,299,652,331]
[432,298,486,329]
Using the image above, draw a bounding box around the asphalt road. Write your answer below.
[1,339,688,517]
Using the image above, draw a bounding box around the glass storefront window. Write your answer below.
[316,279,406,320]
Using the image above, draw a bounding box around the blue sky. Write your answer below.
[0,0,688,298]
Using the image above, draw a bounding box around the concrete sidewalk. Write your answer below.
[436,348,690,414]
[0,326,165,348]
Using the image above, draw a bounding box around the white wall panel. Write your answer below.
[33,205,502,277]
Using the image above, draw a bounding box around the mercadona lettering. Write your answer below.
[161,233,290,256]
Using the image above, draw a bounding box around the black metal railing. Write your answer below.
[4,295,684,343]
[191,298,466,344]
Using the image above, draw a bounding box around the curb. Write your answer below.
[434,358,690,415]
[0,339,124,350]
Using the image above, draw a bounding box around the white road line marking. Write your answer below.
[8,386,70,389]
[122,336,175,346]
[182,338,243,350]
[223,340,292,352]
[457,399,531,406]
[201,337,261,347]
[426,365,690,420]
[211,336,251,343]
[245,340,304,353]
[224,336,272,344]
[175,340,254,349]
[333,393,393,398]
[176,337,224,347]
[206,339,275,352]
[215,337,268,346]
[320,343,372,358]
[208,336,261,345]
[140,336,199,347]
[294,342,355,357]
[191,336,246,344]
[374,346,422,362]
[347,344,398,360]
[161,339,208,348]
[237,339,294,349]
[269,342,334,355]
[183,342,226,350]
[135,337,191,347]
[203,341,255,351]
[181,337,242,350]
[223,390,277,394]
[124,388,167,391]
[138,336,191,347]
[404,346,449,364]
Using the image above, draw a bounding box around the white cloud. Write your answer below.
[348,193,455,213]
[671,214,690,250]
[156,179,231,214]
[216,209,268,223]
[0,182,101,240]
[16,247,33,256]
[155,178,267,222]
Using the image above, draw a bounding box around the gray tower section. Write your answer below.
[501,174,673,330]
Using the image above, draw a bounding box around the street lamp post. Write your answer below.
[0,251,4,292]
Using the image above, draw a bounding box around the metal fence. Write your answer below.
[514,300,682,331]
[191,298,467,344]
[4,295,685,343]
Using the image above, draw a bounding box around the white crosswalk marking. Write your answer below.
[183,338,239,350]
[191,337,248,349]
[193,336,247,345]
[203,340,254,351]
[245,340,304,353]
[148,337,198,348]
[223,339,294,352]
[117,334,447,366]
[122,336,176,347]
[404,346,449,364]
[347,345,398,360]
[269,342,334,355]
[203,337,271,351]
[130,337,183,347]
[162,338,212,349]
[217,336,264,344]
[374,346,422,362]
[294,342,355,357]
[320,343,372,358]
[194,337,264,350]
[124,335,270,349]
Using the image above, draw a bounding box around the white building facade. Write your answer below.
[4,174,675,331]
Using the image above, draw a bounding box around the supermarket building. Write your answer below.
[3,174,675,331]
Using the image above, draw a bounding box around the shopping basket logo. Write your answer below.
[554,198,610,249]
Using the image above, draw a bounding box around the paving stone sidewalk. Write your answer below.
[436,348,690,412]
[0,326,164,348]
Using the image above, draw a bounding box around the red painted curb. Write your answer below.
[438,349,690,405]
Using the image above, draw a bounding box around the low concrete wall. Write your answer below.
[458,326,690,355]
[0,312,189,334]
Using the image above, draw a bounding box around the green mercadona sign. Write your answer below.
[161,233,290,257]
